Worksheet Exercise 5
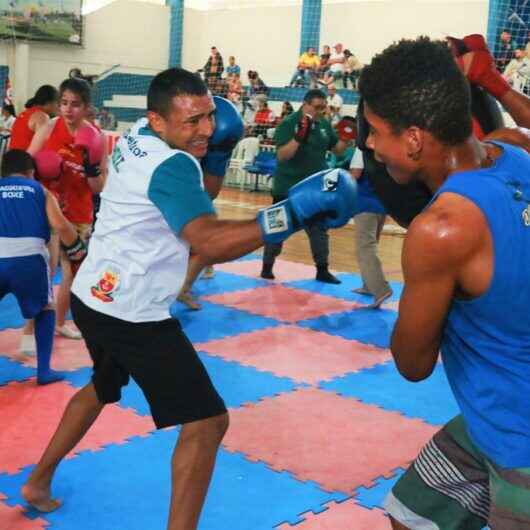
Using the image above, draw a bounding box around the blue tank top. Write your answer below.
[432,142,530,468]
[0,176,49,242]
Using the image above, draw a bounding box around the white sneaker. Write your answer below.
[19,334,36,355]
[55,324,82,339]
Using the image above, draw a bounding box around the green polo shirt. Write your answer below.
[272,110,339,197]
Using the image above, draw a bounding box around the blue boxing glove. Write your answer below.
[257,168,357,244]
[201,96,244,178]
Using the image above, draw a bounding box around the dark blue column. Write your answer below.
[300,0,322,54]
[167,0,184,68]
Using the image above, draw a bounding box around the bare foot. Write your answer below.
[21,483,62,513]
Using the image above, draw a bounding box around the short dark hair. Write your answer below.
[2,149,35,177]
[359,36,472,145]
[59,78,91,106]
[147,67,207,117]
[303,88,327,104]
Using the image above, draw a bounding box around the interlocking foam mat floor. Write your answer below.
[0,255,459,530]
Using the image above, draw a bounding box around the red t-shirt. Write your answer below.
[45,117,93,224]
[9,106,43,150]
[254,108,274,125]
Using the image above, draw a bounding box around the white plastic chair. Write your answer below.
[225,137,260,190]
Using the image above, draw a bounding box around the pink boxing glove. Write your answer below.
[34,149,63,181]
[74,125,104,177]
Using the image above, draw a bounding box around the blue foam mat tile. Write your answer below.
[298,307,397,348]
[320,361,459,426]
[67,354,297,416]
[178,301,280,343]
[0,356,36,386]
[354,469,405,510]
[0,429,349,530]
[0,294,25,331]
[191,270,269,297]
[285,274,403,304]
[197,352,297,409]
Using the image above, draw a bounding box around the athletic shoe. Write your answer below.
[19,333,36,355]
[316,268,341,284]
[55,325,82,340]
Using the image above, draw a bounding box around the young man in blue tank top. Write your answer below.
[0,150,86,385]
[359,37,530,529]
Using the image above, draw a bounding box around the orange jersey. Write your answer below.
[45,117,93,224]
[9,106,44,150]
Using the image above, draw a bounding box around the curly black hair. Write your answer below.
[358,36,472,145]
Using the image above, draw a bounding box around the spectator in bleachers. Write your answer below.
[251,95,276,137]
[343,49,363,90]
[211,77,229,97]
[0,104,16,136]
[504,48,530,94]
[525,31,530,59]
[96,107,117,131]
[247,70,269,96]
[327,43,345,84]
[203,46,224,92]
[227,72,244,109]
[326,84,343,126]
[226,56,241,78]
[278,101,294,123]
[288,47,320,88]
[496,29,516,72]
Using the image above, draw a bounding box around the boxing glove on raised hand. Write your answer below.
[294,113,313,143]
[201,96,244,178]
[74,125,104,178]
[257,168,357,244]
[34,149,63,181]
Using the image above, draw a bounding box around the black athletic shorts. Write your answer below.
[70,294,227,428]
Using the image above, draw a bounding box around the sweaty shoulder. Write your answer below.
[407,192,488,271]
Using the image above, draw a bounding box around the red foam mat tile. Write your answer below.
[0,329,92,371]
[223,387,438,491]
[197,325,391,384]
[0,493,48,529]
[0,380,155,474]
[204,285,360,323]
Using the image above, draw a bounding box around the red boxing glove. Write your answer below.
[462,34,488,52]
[294,114,313,143]
[336,117,357,142]
[457,49,511,100]
[448,34,488,57]
[448,34,510,101]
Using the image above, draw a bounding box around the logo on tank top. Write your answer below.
[523,205,530,227]
[90,270,120,303]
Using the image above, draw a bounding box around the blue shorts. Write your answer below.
[0,254,52,318]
